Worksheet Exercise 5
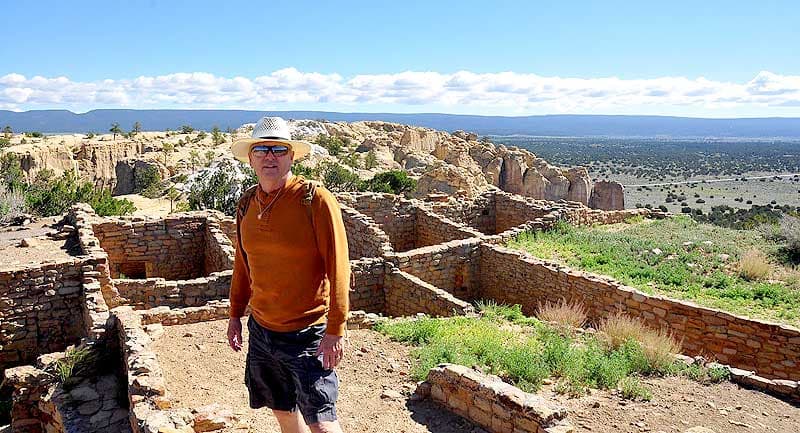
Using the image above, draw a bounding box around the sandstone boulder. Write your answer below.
[589,180,625,210]
[415,163,489,197]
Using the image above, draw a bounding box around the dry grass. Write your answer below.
[0,184,26,224]
[598,312,682,369]
[536,298,588,328]
[737,248,772,281]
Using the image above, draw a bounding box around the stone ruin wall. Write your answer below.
[424,364,572,433]
[113,272,233,310]
[479,243,800,386]
[0,260,88,371]
[204,215,236,274]
[340,207,393,260]
[337,193,417,251]
[93,216,208,280]
[384,270,474,318]
[415,207,482,247]
[428,191,497,234]
[389,238,482,302]
[349,258,386,313]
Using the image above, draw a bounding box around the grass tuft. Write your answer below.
[536,298,588,329]
[737,248,772,281]
[598,312,681,370]
[619,376,653,401]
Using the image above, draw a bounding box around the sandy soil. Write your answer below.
[152,320,477,433]
[545,377,800,433]
[152,319,800,433]
[0,217,78,270]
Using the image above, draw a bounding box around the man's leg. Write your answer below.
[308,420,344,433]
[273,409,310,433]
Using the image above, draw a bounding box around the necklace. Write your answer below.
[255,186,284,220]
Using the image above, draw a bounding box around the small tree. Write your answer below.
[109,123,122,140]
[211,126,225,146]
[205,150,216,166]
[166,186,180,213]
[131,121,142,137]
[2,125,11,139]
[179,125,194,134]
[189,150,200,169]
[364,149,378,170]
[161,142,175,166]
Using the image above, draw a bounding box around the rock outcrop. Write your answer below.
[589,180,625,210]
[296,120,612,207]
[9,139,145,190]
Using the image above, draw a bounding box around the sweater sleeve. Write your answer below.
[229,220,252,319]
[313,187,351,336]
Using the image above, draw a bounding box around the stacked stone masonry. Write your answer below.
[389,238,482,301]
[340,207,393,260]
[424,364,572,433]
[384,271,475,317]
[113,271,233,310]
[93,215,210,280]
[0,259,88,371]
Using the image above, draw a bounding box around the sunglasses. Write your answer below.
[250,145,291,157]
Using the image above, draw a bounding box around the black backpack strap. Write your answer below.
[235,184,259,273]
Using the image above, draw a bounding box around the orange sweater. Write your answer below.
[229,176,350,336]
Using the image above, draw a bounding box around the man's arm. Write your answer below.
[227,235,252,351]
[312,187,350,368]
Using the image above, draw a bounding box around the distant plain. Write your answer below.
[492,136,800,213]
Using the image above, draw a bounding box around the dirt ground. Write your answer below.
[152,319,800,433]
[0,217,77,271]
[152,320,477,433]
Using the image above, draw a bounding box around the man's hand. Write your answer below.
[227,318,243,351]
[315,334,345,370]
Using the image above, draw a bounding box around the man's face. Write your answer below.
[248,141,295,182]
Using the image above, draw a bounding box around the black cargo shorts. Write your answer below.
[245,316,339,424]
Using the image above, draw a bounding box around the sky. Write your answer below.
[1,0,799,117]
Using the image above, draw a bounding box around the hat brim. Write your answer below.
[231,138,312,163]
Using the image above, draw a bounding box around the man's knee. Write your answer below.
[308,420,343,433]
[272,409,300,421]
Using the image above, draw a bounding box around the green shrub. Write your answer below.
[318,161,362,192]
[364,149,378,169]
[779,215,800,258]
[314,134,348,156]
[24,170,135,217]
[0,183,26,223]
[0,137,10,148]
[134,166,162,197]
[188,159,256,215]
[363,170,416,195]
[52,347,91,385]
[24,131,43,138]
[618,376,652,401]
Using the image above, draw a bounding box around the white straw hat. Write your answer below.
[231,116,312,162]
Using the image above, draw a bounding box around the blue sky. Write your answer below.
[1,0,799,117]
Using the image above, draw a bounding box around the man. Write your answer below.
[227,116,350,433]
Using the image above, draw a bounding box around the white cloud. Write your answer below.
[1,70,799,115]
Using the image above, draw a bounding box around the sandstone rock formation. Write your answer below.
[291,120,622,208]
[589,180,625,210]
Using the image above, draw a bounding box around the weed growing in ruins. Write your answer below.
[618,377,652,401]
[508,216,800,326]
[536,298,588,329]
[598,312,682,371]
[52,347,91,385]
[677,363,731,384]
